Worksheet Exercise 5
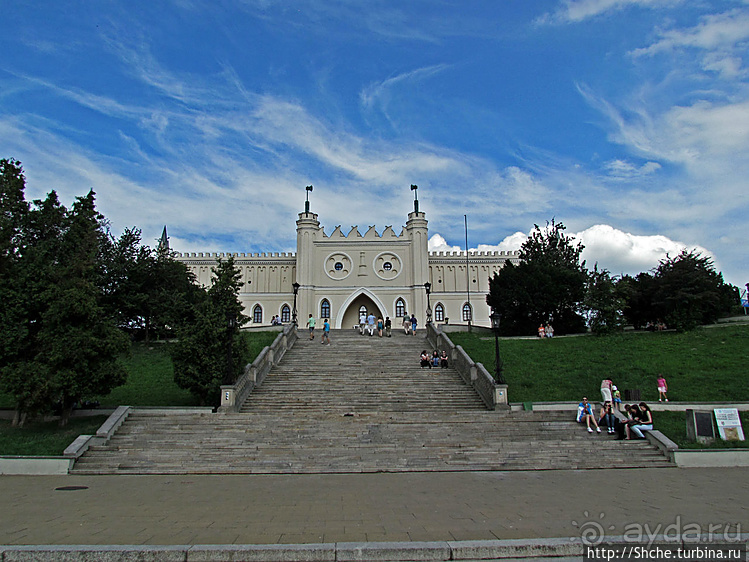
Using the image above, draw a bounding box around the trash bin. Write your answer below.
[523,401,533,411]
[624,389,641,401]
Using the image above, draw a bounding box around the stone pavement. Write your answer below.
[1,468,747,547]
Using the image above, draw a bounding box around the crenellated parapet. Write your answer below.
[323,225,405,240]
[175,251,296,259]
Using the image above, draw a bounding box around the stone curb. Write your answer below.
[0,539,578,561]
[1,537,747,561]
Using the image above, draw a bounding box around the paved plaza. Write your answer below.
[1,468,747,546]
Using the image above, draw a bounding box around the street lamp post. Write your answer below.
[424,281,432,324]
[292,282,300,325]
[490,310,506,384]
[224,311,237,385]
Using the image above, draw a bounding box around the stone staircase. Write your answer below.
[72,329,673,474]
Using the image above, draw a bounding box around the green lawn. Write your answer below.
[0,331,280,454]
[0,415,109,456]
[448,325,749,404]
[449,325,749,448]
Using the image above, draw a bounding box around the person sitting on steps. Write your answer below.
[598,401,616,434]
[420,350,431,369]
[577,397,601,433]
[626,402,653,440]
[440,350,448,369]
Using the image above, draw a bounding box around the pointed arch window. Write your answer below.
[281,304,291,323]
[395,298,406,318]
[253,304,263,324]
[462,303,473,322]
[320,299,331,320]
[434,303,445,322]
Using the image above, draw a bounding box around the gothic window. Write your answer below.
[434,303,445,322]
[281,304,291,323]
[253,304,263,324]
[334,262,343,271]
[359,305,368,317]
[462,303,473,322]
[320,299,331,320]
[395,298,406,318]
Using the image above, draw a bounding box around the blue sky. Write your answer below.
[2,0,747,287]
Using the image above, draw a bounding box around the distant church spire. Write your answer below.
[157,226,169,255]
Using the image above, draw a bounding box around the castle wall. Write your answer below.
[175,213,519,328]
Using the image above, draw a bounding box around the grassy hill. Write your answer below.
[448,324,749,404]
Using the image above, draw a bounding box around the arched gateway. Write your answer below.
[337,290,386,330]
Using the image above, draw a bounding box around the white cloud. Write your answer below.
[575,224,710,275]
[631,9,749,57]
[604,159,661,178]
[538,0,679,24]
[432,224,710,278]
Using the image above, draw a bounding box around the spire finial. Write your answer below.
[411,184,418,213]
[305,185,313,213]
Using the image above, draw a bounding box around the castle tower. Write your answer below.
[405,208,429,325]
[295,208,321,322]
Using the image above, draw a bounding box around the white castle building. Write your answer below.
[175,196,519,329]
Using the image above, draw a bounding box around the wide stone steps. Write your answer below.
[71,329,674,474]
[240,330,486,414]
[72,409,673,474]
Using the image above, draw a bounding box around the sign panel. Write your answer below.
[714,408,745,441]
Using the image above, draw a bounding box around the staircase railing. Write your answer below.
[426,322,509,410]
[219,323,299,412]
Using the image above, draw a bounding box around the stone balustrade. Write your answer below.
[426,322,509,410]
[220,323,298,412]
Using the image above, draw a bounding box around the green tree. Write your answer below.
[99,227,203,342]
[38,191,128,426]
[619,272,664,329]
[653,250,738,332]
[584,266,625,335]
[487,220,588,335]
[171,257,248,405]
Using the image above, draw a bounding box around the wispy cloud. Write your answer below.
[538,0,680,25]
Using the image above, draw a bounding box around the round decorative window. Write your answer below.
[324,253,352,280]
[373,252,402,281]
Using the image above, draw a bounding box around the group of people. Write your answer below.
[358,312,392,337]
[403,314,418,335]
[270,315,284,326]
[306,314,331,345]
[537,323,554,338]
[577,397,654,439]
[577,374,665,439]
[420,349,448,369]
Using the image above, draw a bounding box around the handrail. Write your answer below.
[219,323,298,412]
[426,322,509,410]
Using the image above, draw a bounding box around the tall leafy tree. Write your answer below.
[584,266,626,335]
[37,191,128,426]
[172,257,248,405]
[652,250,738,331]
[487,220,588,335]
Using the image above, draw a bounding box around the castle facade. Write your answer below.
[175,206,519,329]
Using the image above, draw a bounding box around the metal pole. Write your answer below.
[465,214,471,328]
